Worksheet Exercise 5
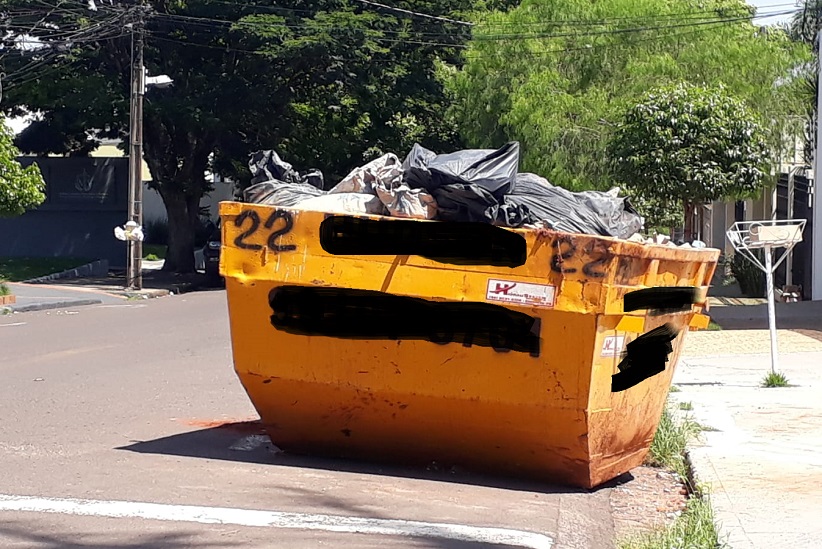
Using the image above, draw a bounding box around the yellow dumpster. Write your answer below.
[220,201,719,489]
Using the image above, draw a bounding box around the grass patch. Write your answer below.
[0,280,10,296]
[761,371,790,388]
[707,321,723,331]
[678,401,694,411]
[696,422,720,432]
[143,244,166,260]
[669,385,681,393]
[619,403,726,549]
[0,257,92,282]
[647,402,701,479]
[618,492,726,549]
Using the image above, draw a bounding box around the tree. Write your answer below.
[787,1,822,166]
[444,0,810,192]
[1,0,477,272]
[0,117,46,217]
[609,83,770,237]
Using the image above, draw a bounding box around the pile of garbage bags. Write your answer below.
[242,142,644,240]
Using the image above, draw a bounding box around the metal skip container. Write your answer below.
[220,201,719,489]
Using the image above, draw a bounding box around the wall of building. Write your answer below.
[0,157,130,268]
[91,142,236,224]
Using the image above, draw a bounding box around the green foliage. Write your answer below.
[731,250,766,297]
[618,494,727,549]
[0,280,10,296]
[1,1,479,271]
[447,0,811,192]
[610,83,771,221]
[621,187,684,235]
[647,401,701,479]
[786,2,821,166]
[0,257,92,282]
[762,371,790,388]
[0,117,46,217]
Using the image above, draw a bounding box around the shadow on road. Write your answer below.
[117,421,624,497]
[0,523,233,549]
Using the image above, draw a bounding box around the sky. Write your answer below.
[749,1,800,26]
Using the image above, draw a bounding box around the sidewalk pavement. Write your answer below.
[674,329,822,549]
[3,282,125,313]
[3,260,213,314]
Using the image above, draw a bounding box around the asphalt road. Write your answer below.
[0,292,616,549]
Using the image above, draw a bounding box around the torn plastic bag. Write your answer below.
[505,173,642,239]
[292,193,386,216]
[249,150,302,185]
[302,169,325,190]
[242,180,325,207]
[432,183,530,226]
[330,153,402,195]
[376,184,437,220]
[402,142,520,198]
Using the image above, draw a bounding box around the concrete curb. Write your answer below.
[3,299,103,314]
[23,260,109,284]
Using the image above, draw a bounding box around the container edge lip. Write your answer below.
[219,201,721,258]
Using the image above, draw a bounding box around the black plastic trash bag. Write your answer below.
[249,150,325,190]
[505,173,642,239]
[432,183,531,227]
[242,180,326,207]
[249,150,302,185]
[402,142,520,198]
[301,169,325,190]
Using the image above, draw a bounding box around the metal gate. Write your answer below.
[775,173,813,300]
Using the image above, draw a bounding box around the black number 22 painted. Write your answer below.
[233,209,297,252]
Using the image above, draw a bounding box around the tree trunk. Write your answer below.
[684,201,695,242]
[162,192,200,274]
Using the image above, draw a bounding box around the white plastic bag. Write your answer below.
[329,153,403,195]
[293,193,386,215]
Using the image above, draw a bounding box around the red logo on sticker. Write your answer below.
[491,282,517,295]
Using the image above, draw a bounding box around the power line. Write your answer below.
[149,12,467,47]
[146,7,797,46]
[142,9,789,64]
[471,9,799,41]
[347,0,473,27]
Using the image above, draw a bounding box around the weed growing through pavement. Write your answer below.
[647,399,701,481]
[669,385,681,393]
[761,371,789,388]
[707,321,723,331]
[618,486,728,549]
[619,398,727,549]
[678,401,693,411]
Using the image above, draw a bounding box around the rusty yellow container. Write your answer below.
[220,201,719,489]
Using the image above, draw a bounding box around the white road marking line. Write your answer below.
[0,322,26,327]
[0,494,553,548]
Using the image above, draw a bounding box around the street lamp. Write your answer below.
[125,13,172,291]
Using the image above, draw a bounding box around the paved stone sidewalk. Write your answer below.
[683,329,822,357]
[675,331,822,549]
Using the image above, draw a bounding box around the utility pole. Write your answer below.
[127,4,145,290]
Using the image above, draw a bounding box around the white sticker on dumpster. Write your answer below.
[486,279,556,307]
[601,335,626,358]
